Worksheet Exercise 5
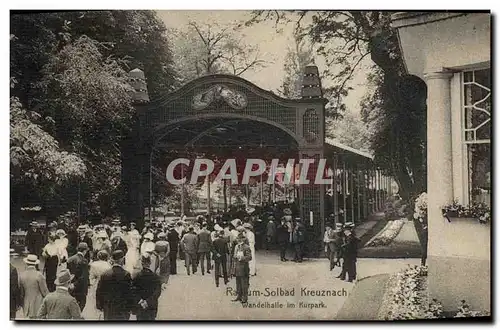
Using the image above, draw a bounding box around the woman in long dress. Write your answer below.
[87,250,112,320]
[55,229,69,271]
[124,228,141,278]
[41,234,60,292]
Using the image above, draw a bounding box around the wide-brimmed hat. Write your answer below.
[157,232,167,239]
[30,221,39,227]
[56,229,66,236]
[283,208,292,215]
[344,222,355,229]
[97,231,108,239]
[231,219,242,227]
[23,254,40,265]
[111,219,121,225]
[246,207,255,214]
[214,224,222,231]
[243,223,253,229]
[54,269,74,286]
[236,226,245,232]
[144,232,154,240]
[155,241,169,253]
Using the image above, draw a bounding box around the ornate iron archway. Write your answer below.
[122,67,328,254]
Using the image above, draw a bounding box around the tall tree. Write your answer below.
[247,11,427,202]
[10,11,179,221]
[172,20,267,82]
[279,29,315,99]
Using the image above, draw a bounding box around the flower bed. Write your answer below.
[379,265,489,320]
[365,219,405,247]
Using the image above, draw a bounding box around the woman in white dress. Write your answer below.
[124,225,141,277]
[55,229,68,271]
[243,223,256,276]
[87,250,112,320]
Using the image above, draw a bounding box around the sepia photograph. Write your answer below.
[9,9,491,321]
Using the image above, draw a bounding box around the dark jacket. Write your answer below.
[197,229,212,253]
[341,235,359,261]
[211,237,229,260]
[67,252,90,296]
[111,236,128,255]
[96,265,133,320]
[292,224,306,244]
[132,268,162,312]
[10,263,20,318]
[167,230,180,251]
[276,222,289,243]
[25,229,44,256]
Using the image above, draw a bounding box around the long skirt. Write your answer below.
[44,255,59,292]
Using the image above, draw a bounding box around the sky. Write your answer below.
[157,10,373,116]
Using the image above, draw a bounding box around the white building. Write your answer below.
[392,12,491,312]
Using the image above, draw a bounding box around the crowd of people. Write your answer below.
[10,201,359,320]
[10,209,268,320]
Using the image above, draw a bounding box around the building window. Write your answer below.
[462,68,491,206]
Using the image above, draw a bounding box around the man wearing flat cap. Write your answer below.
[96,250,134,320]
[67,242,90,311]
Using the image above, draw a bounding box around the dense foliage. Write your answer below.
[248,11,427,202]
[10,11,177,225]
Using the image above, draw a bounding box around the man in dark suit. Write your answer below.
[232,233,252,304]
[96,250,133,320]
[338,223,359,282]
[111,234,128,256]
[197,222,212,275]
[180,226,198,275]
[276,219,289,262]
[10,262,20,319]
[211,230,229,287]
[132,253,162,320]
[166,224,179,275]
[25,222,44,258]
[67,242,90,311]
[292,219,306,263]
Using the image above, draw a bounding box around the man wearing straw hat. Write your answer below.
[19,254,49,319]
[37,269,83,319]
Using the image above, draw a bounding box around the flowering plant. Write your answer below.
[413,192,428,227]
[441,200,490,224]
[384,266,490,320]
[454,300,489,317]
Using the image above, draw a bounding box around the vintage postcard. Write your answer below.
[9,10,491,321]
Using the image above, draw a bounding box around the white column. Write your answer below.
[424,71,454,256]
